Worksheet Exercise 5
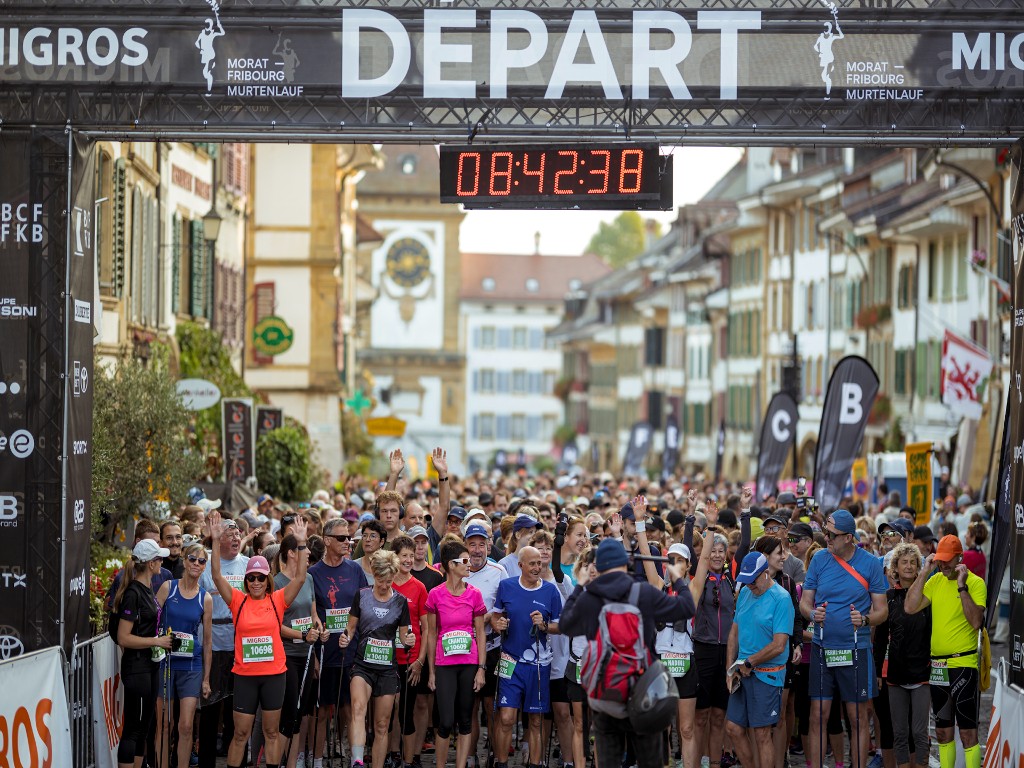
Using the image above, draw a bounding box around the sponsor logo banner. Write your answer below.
[90,634,123,768]
[755,392,798,502]
[813,356,879,512]
[0,645,73,764]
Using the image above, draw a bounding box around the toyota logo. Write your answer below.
[0,627,24,660]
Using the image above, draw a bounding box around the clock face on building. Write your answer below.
[385,237,431,288]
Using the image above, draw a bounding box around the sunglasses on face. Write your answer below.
[186,555,208,565]
[450,557,471,566]
[881,530,903,538]
[246,573,268,583]
[786,536,807,545]
[824,529,847,540]
[327,534,350,543]
[281,515,296,525]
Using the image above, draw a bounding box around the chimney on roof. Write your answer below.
[534,231,541,256]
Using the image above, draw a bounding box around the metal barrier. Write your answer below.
[67,633,109,768]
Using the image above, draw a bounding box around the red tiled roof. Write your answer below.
[460,252,612,303]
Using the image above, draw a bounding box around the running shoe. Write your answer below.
[353,761,365,768]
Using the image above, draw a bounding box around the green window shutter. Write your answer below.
[190,219,206,318]
[171,214,181,314]
[112,158,127,298]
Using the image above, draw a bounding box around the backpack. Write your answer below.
[580,582,649,718]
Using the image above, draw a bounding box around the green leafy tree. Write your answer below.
[256,423,325,502]
[91,349,205,543]
[585,211,661,268]
[177,321,262,458]
[341,407,378,478]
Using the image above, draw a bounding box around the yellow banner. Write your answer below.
[851,459,869,502]
[905,442,933,522]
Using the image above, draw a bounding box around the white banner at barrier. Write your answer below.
[982,672,1024,768]
[0,646,72,767]
[90,635,123,768]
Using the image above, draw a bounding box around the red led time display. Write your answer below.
[439,143,671,210]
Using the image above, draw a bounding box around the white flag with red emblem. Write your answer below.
[941,330,993,420]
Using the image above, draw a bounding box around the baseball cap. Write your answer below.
[827,509,857,535]
[479,492,494,506]
[464,523,490,540]
[257,493,273,506]
[619,503,635,521]
[197,497,222,513]
[448,506,468,522]
[358,512,376,524]
[762,513,788,527]
[788,522,814,539]
[595,539,629,572]
[406,525,429,540]
[187,486,207,504]
[133,539,170,562]
[933,534,964,562]
[350,494,364,511]
[513,514,540,533]
[777,491,797,506]
[461,508,489,531]
[914,525,937,543]
[246,556,271,575]
[342,508,359,523]
[749,517,764,541]
[956,494,972,507]
[736,552,770,584]
[667,543,691,561]
[574,496,591,508]
[889,518,914,537]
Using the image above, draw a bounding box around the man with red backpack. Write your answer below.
[559,538,695,768]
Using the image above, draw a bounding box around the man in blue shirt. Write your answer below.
[726,552,795,768]
[490,546,562,768]
[310,517,368,768]
[799,510,889,768]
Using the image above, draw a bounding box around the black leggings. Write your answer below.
[281,652,317,737]
[118,666,158,764]
[434,664,476,739]
[396,664,419,736]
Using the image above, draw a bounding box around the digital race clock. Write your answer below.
[439,143,672,211]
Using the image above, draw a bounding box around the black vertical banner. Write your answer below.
[813,356,879,512]
[0,131,69,656]
[661,413,680,481]
[623,422,652,477]
[1008,137,1024,688]
[63,136,96,652]
[714,419,726,482]
[756,393,799,502]
[986,387,1012,630]
[256,406,283,439]
[223,398,255,484]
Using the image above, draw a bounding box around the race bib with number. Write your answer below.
[497,652,517,680]
[824,648,853,668]
[291,617,313,643]
[363,637,395,666]
[325,608,350,633]
[662,652,691,678]
[171,632,195,658]
[225,574,244,591]
[441,631,473,658]
[930,660,950,686]
[241,635,275,664]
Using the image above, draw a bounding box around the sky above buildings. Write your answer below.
[459,146,744,257]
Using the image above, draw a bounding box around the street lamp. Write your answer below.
[203,200,222,244]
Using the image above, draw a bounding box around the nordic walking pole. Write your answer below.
[817,603,826,768]
[282,643,316,768]
[853,616,860,768]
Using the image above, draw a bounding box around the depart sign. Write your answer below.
[0,2,1022,140]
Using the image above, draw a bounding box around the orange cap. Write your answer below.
[933,534,963,562]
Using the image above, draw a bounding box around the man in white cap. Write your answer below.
[464,522,508,768]
[725,551,794,768]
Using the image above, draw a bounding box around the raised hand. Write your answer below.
[209,510,224,542]
[740,485,754,508]
[390,449,405,477]
[432,447,448,478]
[293,514,309,544]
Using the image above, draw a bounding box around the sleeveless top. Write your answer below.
[160,580,206,672]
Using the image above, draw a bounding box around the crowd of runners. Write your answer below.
[108,447,993,768]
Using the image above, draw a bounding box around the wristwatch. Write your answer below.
[437,476,449,483]
[862,614,870,627]
[958,586,969,593]
[743,660,753,670]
